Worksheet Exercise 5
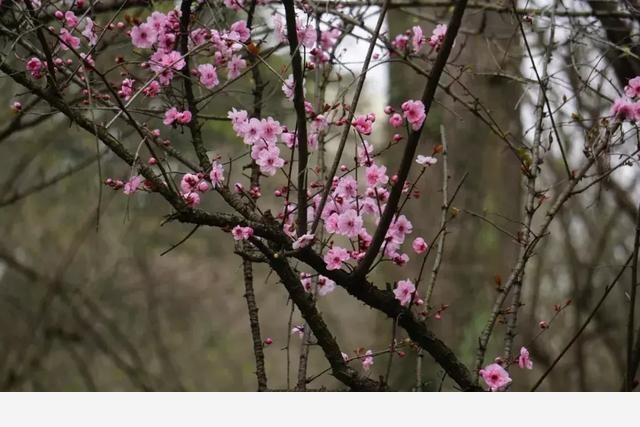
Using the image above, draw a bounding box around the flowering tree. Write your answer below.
[1,0,639,391]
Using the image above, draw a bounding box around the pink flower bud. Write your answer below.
[197,181,209,193]
[147,157,157,165]
[392,133,403,142]
[54,11,64,20]
[263,338,273,346]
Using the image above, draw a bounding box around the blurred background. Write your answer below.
[0,0,638,391]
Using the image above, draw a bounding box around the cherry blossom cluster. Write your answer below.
[391,24,448,55]
[479,346,533,391]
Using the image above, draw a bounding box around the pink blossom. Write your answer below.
[518,347,533,370]
[163,107,192,126]
[611,98,637,121]
[26,57,43,79]
[229,21,251,43]
[183,192,201,207]
[392,34,409,51]
[393,279,415,306]
[412,237,428,254]
[324,246,350,270]
[365,164,389,187]
[210,160,225,188]
[118,78,135,101]
[352,115,374,135]
[82,17,97,46]
[259,117,283,144]
[282,75,294,101]
[297,20,316,48]
[388,214,413,243]
[150,50,185,74]
[416,155,437,166]
[411,26,424,52]
[389,113,404,128]
[317,275,336,296]
[180,173,200,194]
[231,225,254,241]
[59,28,80,51]
[293,233,315,250]
[123,175,144,195]
[428,24,447,50]
[255,146,284,176]
[197,64,219,89]
[401,100,426,130]
[143,81,160,97]
[131,23,157,49]
[624,76,640,98]
[337,209,363,238]
[227,55,247,79]
[362,350,374,371]
[479,363,512,391]
[324,213,340,234]
[64,11,78,28]
[335,175,358,198]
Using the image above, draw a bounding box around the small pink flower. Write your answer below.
[231,225,254,241]
[118,78,135,101]
[479,363,512,391]
[229,20,251,42]
[163,107,179,126]
[143,81,160,97]
[518,347,533,370]
[416,155,437,166]
[362,350,374,371]
[393,279,415,306]
[123,175,144,195]
[611,98,637,121]
[389,113,404,128]
[352,115,374,135]
[227,55,247,79]
[293,233,315,250]
[392,34,409,51]
[176,110,192,124]
[26,57,43,79]
[324,246,350,270]
[317,275,336,296]
[210,160,225,188]
[82,17,97,46]
[131,23,157,49]
[59,28,80,51]
[428,24,447,50]
[282,75,295,101]
[337,209,363,238]
[163,107,191,126]
[64,11,78,28]
[401,100,426,130]
[366,164,389,187]
[197,63,219,89]
[412,237,428,254]
[183,192,201,207]
[411,25,424,53]
[624,76,640,98]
